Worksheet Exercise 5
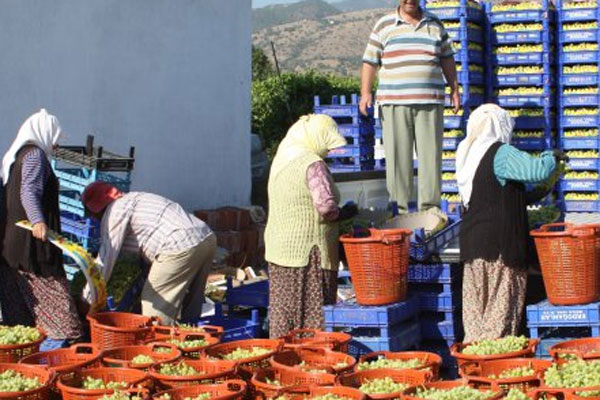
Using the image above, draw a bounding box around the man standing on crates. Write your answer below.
[360,0,460,213]
[80,181,216,324]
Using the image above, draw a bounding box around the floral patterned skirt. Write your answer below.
[268,246,338,339]
[462,257,527,343]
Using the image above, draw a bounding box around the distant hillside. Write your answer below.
[331,0,396,12]
[253,0,341,31]
[253,8,390,76]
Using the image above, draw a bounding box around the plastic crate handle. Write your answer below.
[71,343,98,354]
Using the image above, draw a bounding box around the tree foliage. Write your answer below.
[252,46,274,81]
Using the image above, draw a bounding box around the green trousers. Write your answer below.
[380,104,443,213]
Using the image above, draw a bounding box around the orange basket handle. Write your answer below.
[459,361,482,377]
[71,344,97,354]
[220,379,247,394]
[358,351,388,363]
[381,230,411,244]
[532,222,595,238]
[464,375,496,388]
[152,326,176,336]
[526,388,566,399]
[150,342,177,353]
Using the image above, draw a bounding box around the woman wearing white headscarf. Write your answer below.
[265,114,357,338]
[0,109,83,346]
[457,104,564,342]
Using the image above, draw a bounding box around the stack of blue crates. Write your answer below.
[314,95,376,173]
[323,296,421,358]
[486,0,556,165]
[527,299,600,359]
[556,0,600,212]
[424,0,486,216]
[52,137,134,281]
[410,263,463,379]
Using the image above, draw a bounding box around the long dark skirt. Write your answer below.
[0,265,83,340]
[268,246,338,339]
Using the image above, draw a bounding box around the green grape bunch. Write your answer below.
[414,386,498,400]
[461,336,529,356]
[100,392,142,400]
[158,362,200,377]
[221,347,271,361]
[81,376,128,390]
[358,377,408,395]
[0,370,42,392]
[183,394,211,400]
[311,395,352,400]
[167,339,208,349]
[0,326,42,345]
[357,358,423,371]
[488,366,535,379]
[504,388,530,400]
[131,355,154,365]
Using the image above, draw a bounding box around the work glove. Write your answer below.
[338,202,359,221]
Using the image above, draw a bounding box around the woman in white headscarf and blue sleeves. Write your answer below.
[0,109,83,347]
[456,104,565,342]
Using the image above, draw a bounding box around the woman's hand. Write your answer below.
[32,222,48,241]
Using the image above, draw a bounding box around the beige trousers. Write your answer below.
[141,234,217,325]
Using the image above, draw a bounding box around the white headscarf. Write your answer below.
[456,104,515,208]
[270,114,347,178]
[1,109,64,185]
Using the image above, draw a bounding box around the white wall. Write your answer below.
[0,0,252,210]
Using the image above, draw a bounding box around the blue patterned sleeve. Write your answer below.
[493,144,556,186]
[20,148,49,225]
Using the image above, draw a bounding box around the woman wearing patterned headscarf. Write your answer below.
[0,109,83,347]
[457,104,564,342]
[265,114,357,338]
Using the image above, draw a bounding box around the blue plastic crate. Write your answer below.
[561,93,600,107]
[560,29,600,43]
[559,6,600,22]
[59,193,85,217]
[52,164,131,194]
[562,198,600,212]
[560,50,600,64]
[443,137,463,151]
[560,73,600,87]
[410,219,461,262]
[375,159,386,171]
[62,232,100,253]
[442,159,456,172]
[446,93,484,108]
[414,289,461,313]
[344,321,422,357]
[441,180,458,193]
[188,306,262,342]
[314,94,373,118]
[409,263,460,284]
[561,115,600,128]
[493,52,553,66]
[337,122,375,138]
[512,137,552,151]
[420,340,457,368]
[560,137,600,150]
[421,318,463,341]
[534,326,594,358]
[560,179,600,191]
[60,212,99,239]
[447,26,484,43]
[514,116,556,130]
[328,144,374,159]
[527,299,600,328]
[426,6,484,22]
[323,296,419,329]
[455,49,484,65]
[492,30,553,44]
[441,200,462,219]
[329,163,375,174]
[444,115,466,129]
[488,4,555,24]
[226,279,268,309]
[458,70,484,85]
[496,94,554,108]
[568,157,600,170]
[494,74,554,87]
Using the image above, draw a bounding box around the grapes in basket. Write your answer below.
[413,386,498,400]
[504,388,530,400]
[544,359,600,397]
[0,369,41,392]
[358,377,409,395]
[158,362,200,377]
[311,396,353,400]
[357,358,423,371]
[82,376,128,390]
[131,355,155,365]
[101,392,143,400]
[0,325,42,345]
[167,338,208,349]
[488,366,535,379]
[461,336,529,356]
[222,347,271,360]
[155,394,210,400]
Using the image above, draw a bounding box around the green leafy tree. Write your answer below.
[252,46,274,81]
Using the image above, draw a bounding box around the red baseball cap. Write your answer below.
[82,181,123,214]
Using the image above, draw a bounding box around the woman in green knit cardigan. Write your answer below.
[264,114,358,339]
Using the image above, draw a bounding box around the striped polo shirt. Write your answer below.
[363,8,455,105]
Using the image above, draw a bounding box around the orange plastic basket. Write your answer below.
[101,343,181,370]
[460,358,552,392]
[356,351,443,381]
[451,339,539,368]
[310,386,365,400]
[528,386,600,400]
[87,312,158,350]
[531,223,600,305]
[0,327,46,363]
[549,337,600,364]
[147,332,220,359]
[251,368,336,400]
[152,379,247,400]
[20,344,101,374]
[149,359,237,390]
[270,348,356,375]
[281,329,351,353]
[0,362,54,400]
[339,229,411,305]
[152,325,224,340]
[336,368,431,400]
[402,380,504,400]
[56,367,150,400]
[204,339,283,379]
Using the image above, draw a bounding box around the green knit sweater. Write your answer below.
[265,154,340,270]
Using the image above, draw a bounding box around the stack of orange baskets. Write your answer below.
[339,228,411,305]
[531,223,600,305]
[87,312,159,350]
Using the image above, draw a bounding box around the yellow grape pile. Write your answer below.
[457,64,485,73]
[445,22,482,30]
[563,43,599,52]
[427,0,481,9]
[442,172,456,181]
[492,2,543,11]
[454,42,483,52]
[563,65,599,74]
[564,87,599,95]
[498,87,544,95]
[564,130,599,138]
[563,1,598,8]
[564,171,599,179]
[444,130,464,138]
[564,108,599,115]
[442,151,456,160]
[564,192,600,200]
[566,150,599,158]
[494,23,543,32]
[514,131,544,138]
[445,86,484,95]
[497,66,544,75]
[444,109,464,116]
[495,44,543,54]
[563,21,598,31]
[508,109,545,117]
[442,193,461,202]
